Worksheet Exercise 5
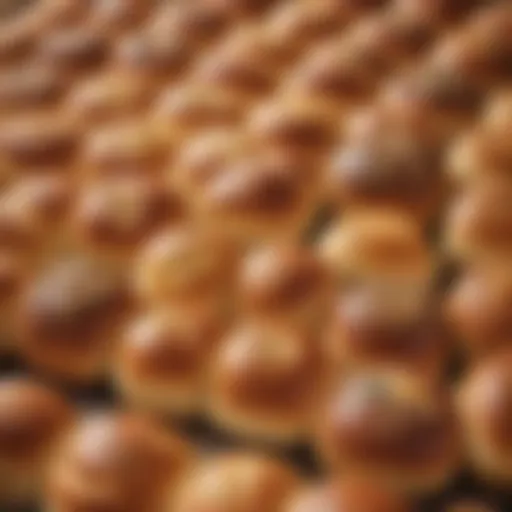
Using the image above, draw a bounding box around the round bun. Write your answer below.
[444,268,512,359]
[66,72,149,127]
[317,371,460,492]
[115,306,225,416]
[133,224,236,310]
[457,348,512,485]
[17,256,131,382]
[447,129,512,187]
[173,452,299,512]
[209,321,325,443]
[0,378,74,503]
[0,64,64,114]
[325,131,442,221]
[444,179,512,266]
[45,411,194,512]
[318,211,432,288]
[153,84,245,139]
[0,113,78,168]
[284,38,379,111]
[237,243,331,329]
[70,175,185,260]
[379,65,483,142]
[83,119,170,177]
[284,476,411,512]
[325,286,446,382]
[195,153,315,243]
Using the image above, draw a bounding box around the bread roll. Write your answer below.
[445,268,512,360]
[317,371,460,492]
[325,131,442,222]
[318,211,433,290]
[115,306,225,416]
[195,153,315,243]
[457,348,512,485]
[45,411,194,512]
[209,320,325,443]
[444,179,512,267]
[70,175,185,263]
[284,476,412,512]
[0,378,74,503]
[325,286,446,382]
[133,224,236,311]
[17,255,131,382]
[172,452,298,512]
[238,243,331,329]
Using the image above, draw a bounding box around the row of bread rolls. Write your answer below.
[0,376,504,511]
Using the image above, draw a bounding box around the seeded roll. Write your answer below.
[17,256,131,382]
[444,179,512,267]
[115,306,225,416]
[445,268,512,360]
[83,119,170,177]
[237,243,332,330]
[325,131,442,222]
[284,476,412,512]
[447,129,512,188]
[133,224,236,312]
[0,378,74,503]
[209,320,325,443]
[325,287,447,383]
[172,452,299,512]
[318,211,433,292]
[457,348,512,485]
[70,175,185,263]
[317,371,460,493]
[45,411,194,512]
[195,152,316,243]
[0,113,79,168]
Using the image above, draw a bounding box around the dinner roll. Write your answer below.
[237,243,331,329]
[325,131,442,222]
[17,255,131,382]
[70,175,185,262]
[0,113,79,168]
[83,119,170,177]
[195,152,316,243]
[209,320,325,443]
[0,378,74,503]
[172,452,298,512]
[444,179,512,267]
[318,211,433,290]
[317,371,460,492]
[457,348,512,485]
[45,411,194,512]
[325,286,446,382]
[444,268,512,360]
[115,306,225,416]
[133,224,236,311]
[284,476,412,512]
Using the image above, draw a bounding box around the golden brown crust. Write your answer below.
[284,477,411,512]
[209,321,325,441]
[46,411,193,512]
[238,244,331,327]
[71,175,185,254]
[0,114,78,167]
[18,256,131,381]
[325,133,442,220]
[317,372,460,491]
[173,452,299,512]
[444,269,512,359]
[326,287,446,381]
[116,307,224,414]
